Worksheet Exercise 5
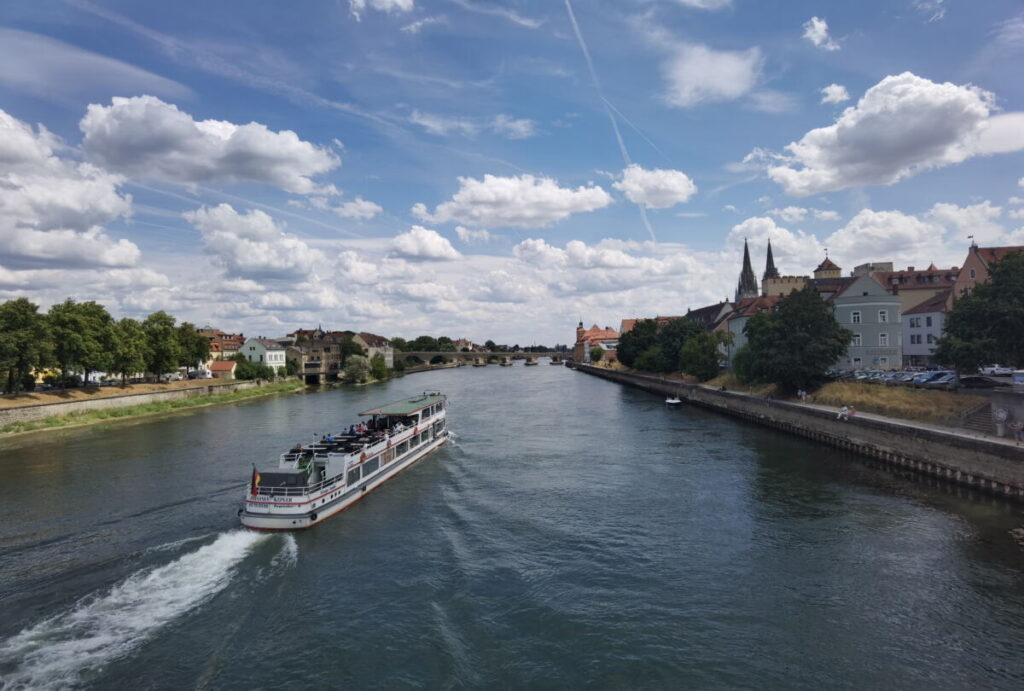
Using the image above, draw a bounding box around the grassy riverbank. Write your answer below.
[0,380,304,436]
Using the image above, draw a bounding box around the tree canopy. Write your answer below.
[734,287,851,393]
[935,251,1024,370]
[0,298,50,393]
[344,354,370,383]
[616,317,704,373]
[143,311,182,377]
[679,331,733,382]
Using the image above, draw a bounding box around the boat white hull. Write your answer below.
[240,433,449,530]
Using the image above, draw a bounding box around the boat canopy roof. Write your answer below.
[360,393,444,417]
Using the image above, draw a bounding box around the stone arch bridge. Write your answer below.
[401,351,565,365]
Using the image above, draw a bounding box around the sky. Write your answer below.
[1,0,1023,346]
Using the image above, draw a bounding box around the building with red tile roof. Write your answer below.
[574,322,619,362]
[951,244,1024,307]
[209,360,237,379]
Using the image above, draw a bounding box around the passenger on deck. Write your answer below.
[348,425,356,435]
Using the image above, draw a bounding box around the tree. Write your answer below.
[0,298,50,393]
[679,331,734,381]
[437,336,456,352]
[390,337,409,352]
[484,339,497,351]
[737,287,852,393]
[935,252,1024,370]
[617,319,658,368]
[285,358,299,376]
[656,318,703,372]
[110,318,147,385]
[410,335,439,351]
[590,346,604,362]
[177,322,210,372]
[635,345,663,372]
[344,354,370,383]
[143,311,182,378]
[230,354,274,380]
[370,353,388,380]
[47,299,114,381]
[338,338,365,365]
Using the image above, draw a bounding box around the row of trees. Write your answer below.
[0,298,211,393]
[620,287,850,394]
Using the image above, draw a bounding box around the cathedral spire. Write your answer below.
[763,239,779,280]
[735,239,758,302]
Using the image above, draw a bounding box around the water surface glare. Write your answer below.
[1,365,1023,688]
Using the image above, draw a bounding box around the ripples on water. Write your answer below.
[0,366,1023,688]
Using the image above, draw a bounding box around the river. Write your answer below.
[1,364,1023,689]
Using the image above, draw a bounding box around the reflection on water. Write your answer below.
[1,365,1022,688]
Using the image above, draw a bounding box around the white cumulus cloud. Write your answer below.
[184,203,324,278]
[766,72,1024,197]
[661,43,762,108]
[81,95,339,195]
[613,164,698,208]
[412,174,612,229]
[767,206,807,223]
[803,17,839,51]
[392,226,461,260]
[825,209,941,266]
[820,83,850,104]
[350,0,414,20]
[333,197,383,220]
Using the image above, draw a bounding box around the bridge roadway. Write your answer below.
[400,351,564,364]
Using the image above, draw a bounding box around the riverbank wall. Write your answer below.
[0,380,266,426]
[574,364,1024,502]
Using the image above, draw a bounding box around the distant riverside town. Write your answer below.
[573,241,1024,381]
[0,299,569,394]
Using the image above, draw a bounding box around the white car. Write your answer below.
[979,364,1013,376]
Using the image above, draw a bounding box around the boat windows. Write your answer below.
[364,457,380,475]
[347,467,361,485]
[396,441,409,455]
[259,470,309,488]
[381,448,395,465]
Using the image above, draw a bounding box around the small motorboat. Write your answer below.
[665,396,682,406]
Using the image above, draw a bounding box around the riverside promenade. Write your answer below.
[574,364,1024,502]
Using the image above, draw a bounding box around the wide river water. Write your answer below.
[1,364,1023,689]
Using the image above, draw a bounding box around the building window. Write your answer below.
[909,317,920,328]
[925,316,932,327]
[852,333,862,346]
[927,334,936,344]
[853,357,862,366]
[347,467,361,485]
[879,310,888,323]
[969,268,976,279]
[880,357,888,366]
[851,311,861,324]
[879,333,889,346]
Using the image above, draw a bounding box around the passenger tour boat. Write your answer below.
[239,392,449,530]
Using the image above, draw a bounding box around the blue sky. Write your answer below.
[1,0,1022,344]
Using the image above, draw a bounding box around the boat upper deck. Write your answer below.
[360,393,445,417]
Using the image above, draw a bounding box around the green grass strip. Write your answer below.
[0,381,304,435]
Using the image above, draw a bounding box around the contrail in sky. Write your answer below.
[564,0,656,241]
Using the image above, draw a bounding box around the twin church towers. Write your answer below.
[734,239,778,302]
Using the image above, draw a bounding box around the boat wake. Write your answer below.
[0,530,273,690]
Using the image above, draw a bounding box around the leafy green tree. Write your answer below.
[437,336,456,352]
[484,339,496,351]
[230,354,273,380]
[0,298,51,393]
[935,251,1024,370]
[390,337,409,352]
[110,318,148,385]
[617,319,658,368]
[410,335,439,351]
[590,346,604,362]
[679,331,734,381]
[344,354,370,383]
[635,345,663,372]
[177,322,210,371]
[47,299,114,381]
[285,358,299,376]
[143,311,182,378]
[738,287,852,393]
[370,353,388,380]
[656,318,703,372]
[339,338,364,364]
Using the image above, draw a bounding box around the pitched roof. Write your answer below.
[619,318,638,334]
[903,289,951,315]
[357,332,391,347]
[578,324,618,342]
[807,276,854,299]
[686,302,733,329]
[815,257,840,272]
[975,245,1024,267]
[248,337,286,350]
[874,265,958,290]
[727,295,782,320]
[210,360,237,372]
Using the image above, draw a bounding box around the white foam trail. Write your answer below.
[0,530,267,690]
[271,533,299,569]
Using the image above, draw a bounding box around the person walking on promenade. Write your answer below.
[1010,419,1024,446]
[836,405,850,421]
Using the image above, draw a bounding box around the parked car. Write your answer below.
[913,370,952,387]
[923,373,958,390]
[979,364,1013,376]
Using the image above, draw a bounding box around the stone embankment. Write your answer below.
[574,364,1024,502]
[0,380,264,427]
